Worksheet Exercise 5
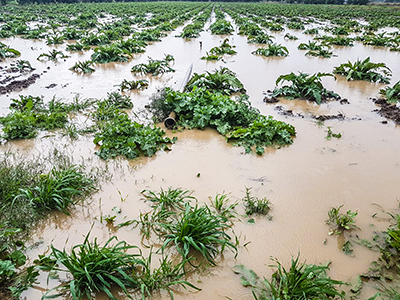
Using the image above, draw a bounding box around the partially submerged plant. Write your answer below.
[120,79,149,91]
[209,193,237,219]
[242,187,270,216]
[333,57,392,84]
[91,44,132,64]
[185,67,245,95]
[379,80,400,103]
[141,187,194,211]
[69,60,95,74]
[252,43,289,57]
[210,19,234,35]
[247,33,274,44]
[41,234,143,300]
[37,50,69,61]
[0,42,21,60]
[234,255,345,300]
[159,203,237,265]
[272,72,340,105]
[326,205,358,235]
[131,54,175,76]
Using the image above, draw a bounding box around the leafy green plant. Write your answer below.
[131,252,199,299]
[0,42,21,60]
[210,19,234,35]
[46,34,64,45]
[298,41,324,51]
[333,57,392,84]
[306,49,335,58]
[272,72,340,105]
[326,205,358,235]
[284,33,298,40]
[37,50,69,61]
[185,67,245,95]
[66,42,90,51]
[247,33,274,44]
[93,113,176,160]
[91,44,131,63]
[131,54,175,76]
[69,60,95,74]
[304,28,319,34]
[252,43,289,57]
[379,80,400,103]
[41,234,143,300]
[234,256,345,300]
[325,127,342,140]
[120,79,149,91]
[242,187,270,216]
[16,166,96,215]
[159,203,236,265]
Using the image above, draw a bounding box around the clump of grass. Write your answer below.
[333,57,392,84]
[159,204,237,265]
[326,205,358,235]
[0,42,21,59]
[208,193,237,219]
[141,187,194,211]
[234,255,345,300]
[16,166,96,215]
[242,187,270,216]
[41,234,143,300]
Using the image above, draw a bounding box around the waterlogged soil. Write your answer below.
[1,12,400,300]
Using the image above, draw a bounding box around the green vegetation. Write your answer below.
[272,72,340,104]
[159,203,236,265]
[210,19,234,35]
[379,80,400,103]
[131,54,175,76]
[0,43,21,60]
[242,187,270,216]
[284,33,298,40]
[37,50,69,61]
[41,234,142,300]
[252,43,289,57]
[247,33,274,44]
[91,44,131,63]
[0,95,71,140]
[326,205,358,235]
[69,60,95,74]
[306,49,335,58]
[120,79,149,91]
[209,193,237,219]
[185,67,245,95]
[93,112,176,160]
[150,86,295,154]
[333,57,392,84]
[234,256,344,300]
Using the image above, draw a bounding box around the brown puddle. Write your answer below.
[1,17,400,300]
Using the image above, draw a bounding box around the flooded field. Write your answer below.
[1,2,400,299]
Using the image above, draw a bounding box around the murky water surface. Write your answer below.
[1,10,400,300]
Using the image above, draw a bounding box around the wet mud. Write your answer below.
[372,97,400,124]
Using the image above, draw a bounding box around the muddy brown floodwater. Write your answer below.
[1,13,400,300]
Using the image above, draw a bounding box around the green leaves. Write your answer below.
[252,43,289,57]
[272,72,340,105]
[326,205,358,235]
[333,57,392,84]
[234,256,345,300]
[131,54,175,76]
[93,113,176,160]
[210,19,234,35]
[379,80,400,103]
